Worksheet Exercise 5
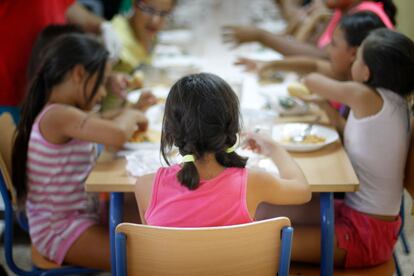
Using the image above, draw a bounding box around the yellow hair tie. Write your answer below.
[182,154,195,163]
[225,134,239,153]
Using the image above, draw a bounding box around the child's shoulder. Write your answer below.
[246,168,279,188]
[41,104,87,123]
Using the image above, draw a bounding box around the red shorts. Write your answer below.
[334,200,401,268]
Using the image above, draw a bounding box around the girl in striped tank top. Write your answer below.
[12,34,148,271]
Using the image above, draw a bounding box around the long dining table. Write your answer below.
[85,1,359,275]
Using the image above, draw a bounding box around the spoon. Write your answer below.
[290,115,321,143]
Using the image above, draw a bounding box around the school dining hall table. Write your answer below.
[85,1,359,275]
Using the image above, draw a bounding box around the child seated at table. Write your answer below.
[290,29,413,268]
[134,72,311,227]
[223,0,395,58]
[102,0,176,111]
[237,12,386,82]
[12,33,148,271]
[29,24,157,114]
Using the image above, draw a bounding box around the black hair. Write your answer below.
[27,24,85,81]
[362,28,414,96]
[161,73,247,190]
[339,11,386,47]
[12,33,109,203]
[374,0,397,26]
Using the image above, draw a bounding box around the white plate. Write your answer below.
[158,29,193,45]
[123,141,160,151]
[273,123,339,152]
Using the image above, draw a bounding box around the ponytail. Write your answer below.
[177,162,200,190]
[375,0,397,25]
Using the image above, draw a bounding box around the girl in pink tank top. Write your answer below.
[135,73,311,227]
[318,0,396,48]
[12,33,148,270]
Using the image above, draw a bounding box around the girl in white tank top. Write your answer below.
[291,29,414,267]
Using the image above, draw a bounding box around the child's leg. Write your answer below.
[64,224,110,271]
[292,225,346,267]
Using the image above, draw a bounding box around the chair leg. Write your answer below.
[393,252,402,276]
[399,193,411,255]
[400,228,411,255]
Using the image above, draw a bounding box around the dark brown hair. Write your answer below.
[161,73,247,190]
[362,28,414,96]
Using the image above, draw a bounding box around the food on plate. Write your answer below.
[287,82,311,98]
[128,71,144,90]
[129,130,150,143]
[282,134,326,144]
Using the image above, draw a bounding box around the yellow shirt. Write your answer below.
[111,15,151,73]
[103,15,151,111]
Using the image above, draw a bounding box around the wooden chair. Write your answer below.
[115,217,293,276]
[0,113,101,275]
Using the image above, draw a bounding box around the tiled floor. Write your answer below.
[1,193,413,275]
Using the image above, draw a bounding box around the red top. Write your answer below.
[0,0,75,106]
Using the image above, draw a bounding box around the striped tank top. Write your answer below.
[26,104,99,264]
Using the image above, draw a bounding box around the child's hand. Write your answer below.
[222,26,263,47]
[243,132,279,157]
[122,109,149,137]
[132,109,149,132]
[133,91,158,112]
[107,73,129,100]
[234,57,259,72]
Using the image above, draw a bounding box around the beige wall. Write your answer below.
[394,0,414,40]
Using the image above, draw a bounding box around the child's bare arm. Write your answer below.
[135,173,156,224]
[42,105,147,148]
[303,73,382,118]
[245,133,311,207]
[222,26,327,58]
[259,56,333,77]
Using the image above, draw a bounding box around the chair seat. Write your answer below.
[290,258,395,276]
[31,246,61,269]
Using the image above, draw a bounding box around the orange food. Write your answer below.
[129,130,150,143]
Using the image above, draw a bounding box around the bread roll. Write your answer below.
[287,82,311,98]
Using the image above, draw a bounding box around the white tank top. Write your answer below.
[344,88,411,216]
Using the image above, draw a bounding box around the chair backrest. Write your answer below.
[115,217,293,276]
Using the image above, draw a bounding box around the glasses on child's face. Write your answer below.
[135,0,171,18]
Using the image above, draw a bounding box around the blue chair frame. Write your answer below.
[115,224,294,276]
[393,193,411,276]
[0,164,101,275]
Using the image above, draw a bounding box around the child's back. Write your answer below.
[344,88,410,216]
[135,73,311,226]
[146,165,251,227]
